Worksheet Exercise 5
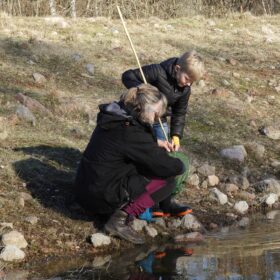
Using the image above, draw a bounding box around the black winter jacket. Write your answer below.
[75,102,184,214]
[122,57,191,139]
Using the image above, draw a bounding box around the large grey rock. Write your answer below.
[85,63,94,76]
[0,245,25,261]
[33,73,47,84]
[16,105,36,126]
[144,225,158,238]
[238,217,250,228]
[197,163,215,177]
[209,188,228,205]
[220,145,247,162]
[246,142,265,159]
[234,201,249,214]
[132,219,147,232]
[174,232,204,243]
[154,218,166,228]
[187,174,200,186]
[180,214,202,231]
[1,231,28,249]
[237,191,256,201]
[253,179,280,195]
[266,210,280,220]
[224,183,239,195]
[90,233,111,248]
[262,126,280,140]
[207,175,219,187]
[265,193,278,206]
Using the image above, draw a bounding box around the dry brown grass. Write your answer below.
[0,13,279,271]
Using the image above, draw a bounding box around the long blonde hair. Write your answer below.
[120,83,167,123]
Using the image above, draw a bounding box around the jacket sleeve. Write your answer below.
[123,128,184,178]
[170,88,191,138]
[122,64,161,88]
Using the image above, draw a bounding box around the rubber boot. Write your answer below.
[104,209,145,244]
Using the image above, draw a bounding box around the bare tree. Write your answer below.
[49,0,56,16]
[70,0,76,18]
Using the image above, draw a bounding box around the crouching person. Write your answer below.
[75,84,187,244]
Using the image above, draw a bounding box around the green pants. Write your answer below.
[169,152,189,195]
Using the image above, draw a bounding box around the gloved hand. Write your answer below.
[172,136,180,151]
[138,208,153,222]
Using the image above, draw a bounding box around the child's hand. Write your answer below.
[157,139,174,152]
[172,136,180,151]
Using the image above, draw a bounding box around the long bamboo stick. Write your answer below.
[117,5,169,142]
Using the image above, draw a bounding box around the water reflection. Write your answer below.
[18,215,280,279]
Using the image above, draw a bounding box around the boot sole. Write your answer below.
[104,223,145,245]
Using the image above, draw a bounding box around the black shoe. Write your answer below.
[104,210,145,244]
[152,203,192,217]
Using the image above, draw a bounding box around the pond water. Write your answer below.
[11,213,280,280]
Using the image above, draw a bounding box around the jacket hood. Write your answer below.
[97,101,133,129]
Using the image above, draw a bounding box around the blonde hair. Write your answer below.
[177,50,205,81]
[121,83,167,123]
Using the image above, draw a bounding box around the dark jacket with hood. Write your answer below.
[75,101,185,214]
[122,57,191,139]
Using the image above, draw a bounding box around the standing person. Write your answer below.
[122,50,205,152]
[75,84,189,244]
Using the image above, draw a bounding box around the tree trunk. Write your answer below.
[49,0,56,16]
[70,0,76,18]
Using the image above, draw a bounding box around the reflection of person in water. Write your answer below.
[128,247,193,280]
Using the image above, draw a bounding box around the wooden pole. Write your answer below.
[116,5,169,142]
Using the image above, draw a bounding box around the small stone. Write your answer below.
[19,192,33,201]
[201,180,208,189]
[271,160,280,168]
[224,183,239,195]
[253,179,280,195]
[90,233,111,248]
[207,175,219,187]
[85,63,94,76]
[261,126,280,140]
[220,145,247,162]
[0,129,8,140]
[1,231,28,249]
[275,85,280,93]
[209,223,218,229]
[197,163,215,177]
[226,212,238,220]
[92,255,111,268]
[226,58,238,66]
[234,201,249,214]
[24,216,38,225]
[16,105,36,126]
[33,73,47,84]
[265,193,278,206]
[266,210,280,220]
[187,174,200,186]
[154,218,166,228]
[18,197,25,208]
[198,80,205,87]
[111,28,119,35]
[228,175,250,190]
[0,245,25,261]
[222,79,231,86]
[72,53,82,62]
[174,232,204,243]
[207,19,216,26]
[245,142,265,160]
[132,219,147,232]
[238,217,250,228]
[167,218,181,229]
[237,191,256,201]
[144,225,158,238]
[0,223,13,230]
[181,214,202,231]
[232,72,240,78]
[209,188,228,205]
